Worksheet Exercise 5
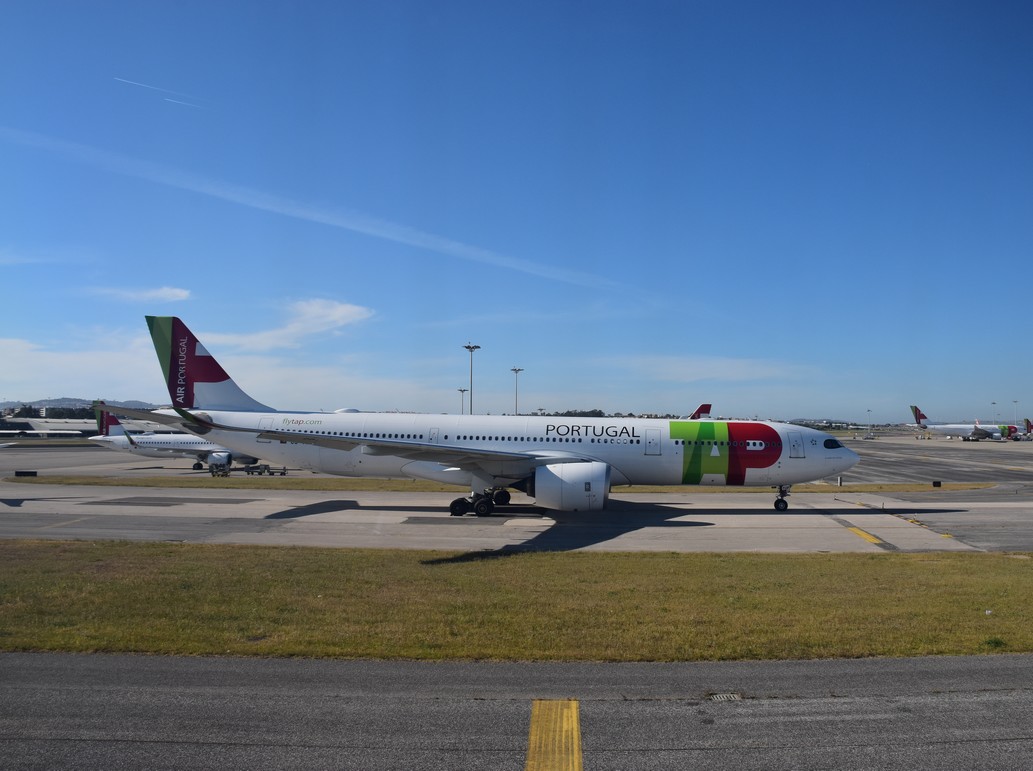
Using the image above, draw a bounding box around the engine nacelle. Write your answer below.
[208,451,232,467]
[533,461,611,512]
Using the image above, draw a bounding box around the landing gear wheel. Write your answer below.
[192,462,203,470]
[449,498,471,517]
[492,489,511,506]
[774,498,789,511]
[473,497,494,517]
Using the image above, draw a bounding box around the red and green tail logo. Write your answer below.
[147,316,233,409]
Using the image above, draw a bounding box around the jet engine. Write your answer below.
[532,461,611,512]
[208,451,232,467]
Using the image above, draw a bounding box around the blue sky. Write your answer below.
[3,1,1032,423]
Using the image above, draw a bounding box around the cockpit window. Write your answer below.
[824,438,844,449]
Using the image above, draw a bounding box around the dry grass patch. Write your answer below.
[2,542,1031,661]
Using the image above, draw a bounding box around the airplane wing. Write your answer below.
[93,402,197,432]
[969,425,994,440]
[188,412,593,477]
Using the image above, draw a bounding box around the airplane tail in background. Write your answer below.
[94,409,126,437]
[145,316,273,412]
[689,403,712,419]
[910,405,928,426]
[1026,418,1032,435]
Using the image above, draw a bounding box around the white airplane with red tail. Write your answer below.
[101,317,858,514]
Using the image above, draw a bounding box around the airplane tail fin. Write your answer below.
[910,405,928,426]
[145,316,274,412]
[93,408,140,446]
[1026,418,1032,434]
[92,405,128,436]
[93,408,127,437]
[689,403,712,419]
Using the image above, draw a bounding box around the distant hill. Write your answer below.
[0,397,160,410]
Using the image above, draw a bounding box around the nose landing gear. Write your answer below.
[774,485,791,511]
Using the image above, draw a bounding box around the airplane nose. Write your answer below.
[835,447,860,474]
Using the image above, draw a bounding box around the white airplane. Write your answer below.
[89,411,260,470]
[101,316,858,514]
[909,405,1018,441]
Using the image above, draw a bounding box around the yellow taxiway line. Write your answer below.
[847,526,883,544]
[526,699,583,771]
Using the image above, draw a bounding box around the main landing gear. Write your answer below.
[449,488,512,517]
[774,485,791,511]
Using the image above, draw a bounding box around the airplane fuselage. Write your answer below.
[90,432,257,464]
[184,410,857,490]
[921,423,1016,441]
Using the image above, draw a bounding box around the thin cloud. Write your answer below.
[0,127,620,291]
[0,334,167,404]
[0,250,47,266]
[88,286,191,303]
[202,299,374,350]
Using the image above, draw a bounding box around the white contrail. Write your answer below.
[114,77,196,99]
[163,98,204,109]
[0,127,621,291]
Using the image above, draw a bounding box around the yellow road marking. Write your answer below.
[526,699,583,771]
[847,526,882,544]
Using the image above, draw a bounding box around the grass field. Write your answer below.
[2,541,1029,661]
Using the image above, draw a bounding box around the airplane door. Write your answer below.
[787,431,805,458]
[257,417,274,443]
[428,428,439,444]
[645,428,662,456]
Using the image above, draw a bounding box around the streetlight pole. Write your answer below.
[867,409,872,437]
[992,401,997,424]
[463,343,480,415]
[510,367,523,415]
[458,388,468,415]
[1014,400,1018,425]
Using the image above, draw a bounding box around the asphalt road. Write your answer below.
[4,652,1033,770]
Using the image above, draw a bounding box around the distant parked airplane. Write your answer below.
[90,411,259,470]
[688,403,711,419]
[101,316,858,513]
[909,405,1017,441]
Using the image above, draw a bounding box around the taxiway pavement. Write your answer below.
[4,651,1033,770]
[3,437,1033,552]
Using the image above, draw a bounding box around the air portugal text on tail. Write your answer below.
[140,316,859,515]
[147,316,271,412]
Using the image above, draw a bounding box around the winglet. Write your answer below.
[689,403,712,419]
[910,405,928,426]
[145,316,274,412]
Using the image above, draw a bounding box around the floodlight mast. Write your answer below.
[511,367,524,415]
[463,343,480,414]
